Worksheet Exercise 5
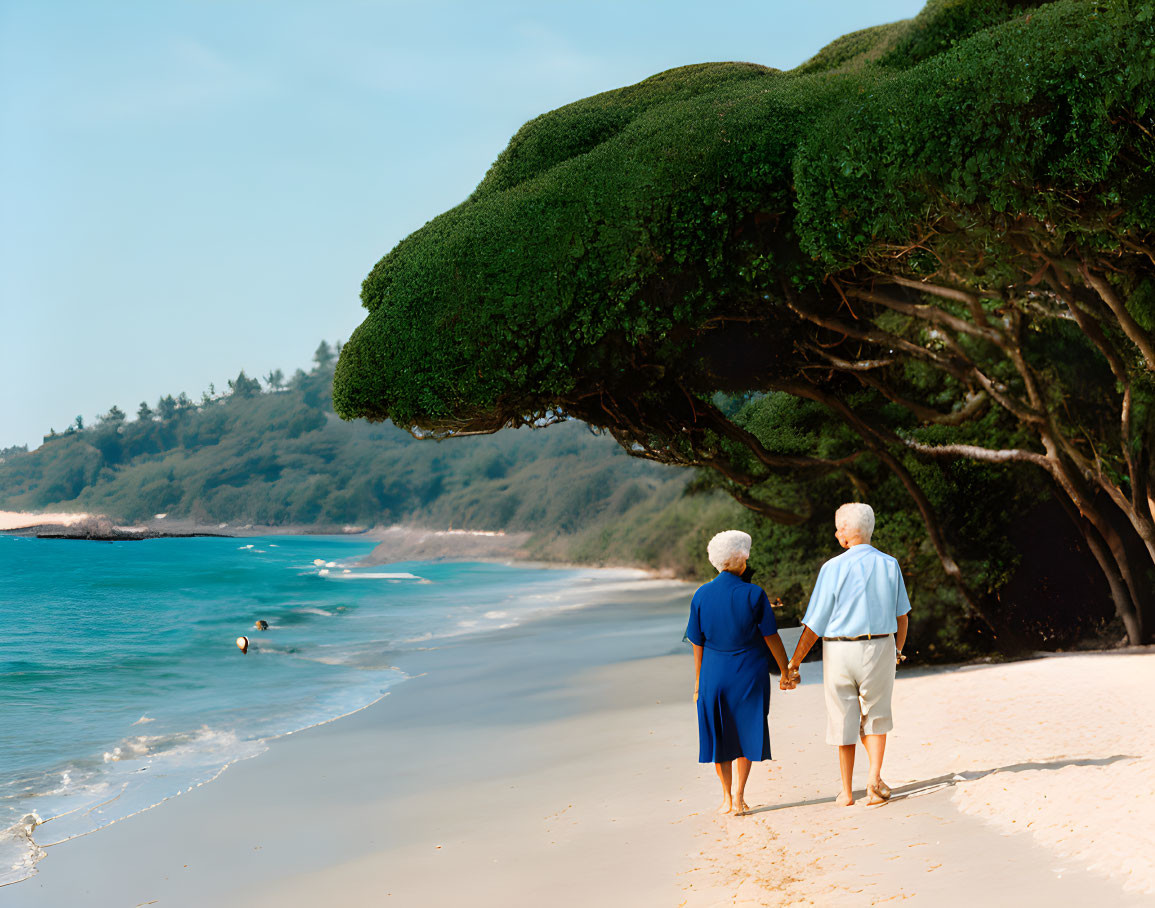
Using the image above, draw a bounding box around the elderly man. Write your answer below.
[787,503,911,806]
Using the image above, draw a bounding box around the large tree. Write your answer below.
[335,0,1155,643]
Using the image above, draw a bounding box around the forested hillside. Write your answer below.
[0,344,744,575]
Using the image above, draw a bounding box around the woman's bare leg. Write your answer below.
[714,761,733,814]
[732,757,752,814]
[836,744,855,806]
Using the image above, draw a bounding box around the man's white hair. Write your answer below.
[835,502,875,540]
[707,529,752,573]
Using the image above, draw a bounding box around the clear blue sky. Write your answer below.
[1,0,924,450]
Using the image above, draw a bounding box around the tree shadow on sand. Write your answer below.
[744,754,1137,814]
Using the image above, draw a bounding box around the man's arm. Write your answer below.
[789,560,834,679]
[894,561,912,662]
[787,625,819,679]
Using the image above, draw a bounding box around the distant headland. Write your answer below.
[0,510,534,562]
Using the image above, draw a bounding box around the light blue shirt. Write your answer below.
[801,544,912,638]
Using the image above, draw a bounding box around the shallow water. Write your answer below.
[0,534,651,885]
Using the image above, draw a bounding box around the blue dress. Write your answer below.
[685,571,778,763]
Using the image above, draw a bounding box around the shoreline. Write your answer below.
[1,557,694,901]
[4,561,1152,905]
[6,573,700,907]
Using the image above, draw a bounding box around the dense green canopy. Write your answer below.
[337,0,1155,644]
[338,0,1151,429]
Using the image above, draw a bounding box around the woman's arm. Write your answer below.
[692,643,703,701]
[763,633,790,677]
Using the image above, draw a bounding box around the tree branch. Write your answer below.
[884,274,981,306]
[726,483,810,525]
[801,344,989,426]
[786,280,1042,424]
[901,440,1050,468]
[1080,264,1155,372]
[797,345,893,372]
[1004,308,1044,412]
[1050,280,1155,544]
[782,287,972,381]
[848,286,1004,345]
[1016,292,1076,322]
[883,273,994,326]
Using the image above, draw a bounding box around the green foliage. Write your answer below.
[336,0,1155,433]
[156,395,178,421]
[0,353,693,548]
[1131,279,1155,333]
[336,60,839,429]
[793,1,1153,264]
[536,486,749,578]
[877,0,1052,70]
[227,370,262,399]
[793,23,904,75]
[314,341,336,370]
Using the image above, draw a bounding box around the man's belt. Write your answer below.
[822,633,893,641]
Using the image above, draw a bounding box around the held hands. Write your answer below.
[778,663,801,691]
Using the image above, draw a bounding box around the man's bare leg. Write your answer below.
[863,734,889,802]
[836,744,855,806]
[714,761,734,814]
[732,757,752,814]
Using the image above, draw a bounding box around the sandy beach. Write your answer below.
[6,576,1153,907]
[0,511,92,531]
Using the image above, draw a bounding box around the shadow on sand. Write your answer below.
[744,754,1137,815]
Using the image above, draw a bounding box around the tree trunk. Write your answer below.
[1056,493,1151,645]
[1107,509,1155,645]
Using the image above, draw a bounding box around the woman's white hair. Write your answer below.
[835,502,875,540]
[707,529,752,573]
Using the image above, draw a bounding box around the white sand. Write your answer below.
[921,655,1155,895]
[0,510,90,530]
[679,650,1155,906]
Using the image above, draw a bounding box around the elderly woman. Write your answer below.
[788,503,911,806]
[687,530,794,816]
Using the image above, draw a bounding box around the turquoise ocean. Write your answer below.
[0,534,652,886]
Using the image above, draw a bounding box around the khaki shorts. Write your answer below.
[822,637,897,745]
